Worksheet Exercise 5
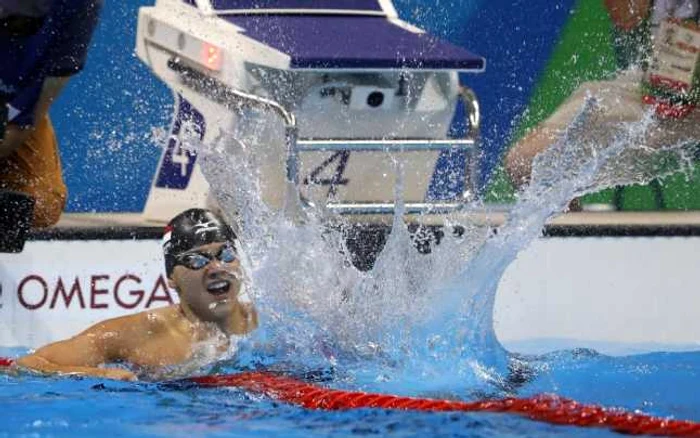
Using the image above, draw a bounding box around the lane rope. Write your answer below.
[189,372,700,437]
[3,358,700,436]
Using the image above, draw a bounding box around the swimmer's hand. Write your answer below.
[93,368,137,382]
[16,355,137,381]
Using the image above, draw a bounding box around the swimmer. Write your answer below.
[15,208,258,381]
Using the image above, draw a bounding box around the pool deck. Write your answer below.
[34,210,700,240]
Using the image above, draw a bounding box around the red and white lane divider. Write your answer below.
[3,358,700,437]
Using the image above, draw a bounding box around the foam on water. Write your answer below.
[189,94,697,395]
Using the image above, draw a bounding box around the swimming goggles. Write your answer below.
[175,242,237,270]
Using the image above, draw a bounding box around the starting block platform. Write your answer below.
[39,210,700,236]
[135,0,485,223]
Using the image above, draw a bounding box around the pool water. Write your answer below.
[3,346,700,437]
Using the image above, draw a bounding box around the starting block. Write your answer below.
[136,0,485,222]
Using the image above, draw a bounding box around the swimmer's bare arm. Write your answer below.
[15,316,140,381]
[0,77,69,158]
[505,128,560,187]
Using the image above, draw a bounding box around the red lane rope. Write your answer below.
[190,372,700,437]
[3,358,700,436]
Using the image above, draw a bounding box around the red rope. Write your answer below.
[189,372,700,437]
[3,358,700,436]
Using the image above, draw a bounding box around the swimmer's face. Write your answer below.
[169,241,243,321]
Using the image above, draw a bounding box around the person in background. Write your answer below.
[0,0,103,227]
[16,208,259,381]
[504,0,700,189]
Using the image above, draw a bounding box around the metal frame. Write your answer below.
[168,57,480,216]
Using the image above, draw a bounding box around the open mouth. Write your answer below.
[206,280,231,296]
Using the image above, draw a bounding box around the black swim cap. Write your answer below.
[163,208,237,277]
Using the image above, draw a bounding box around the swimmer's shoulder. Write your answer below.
[140,306,182,332]
[88,305,179,337]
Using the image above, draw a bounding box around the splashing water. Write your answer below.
[190,95,696,396]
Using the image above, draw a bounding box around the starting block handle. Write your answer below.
[296,139,475,152]
[325,202,470,215]
[460,86,481,201]
[168,58,481,215]
[168,57,301,186]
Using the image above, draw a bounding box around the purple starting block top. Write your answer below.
[209,0,385,12]
[182,0,484,71]
[226,15,485,70]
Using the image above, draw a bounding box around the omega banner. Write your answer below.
[0,240,177,348]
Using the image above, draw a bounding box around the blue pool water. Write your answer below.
[3,346,700,437]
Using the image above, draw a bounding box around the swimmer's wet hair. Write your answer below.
[162,208,237,277]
